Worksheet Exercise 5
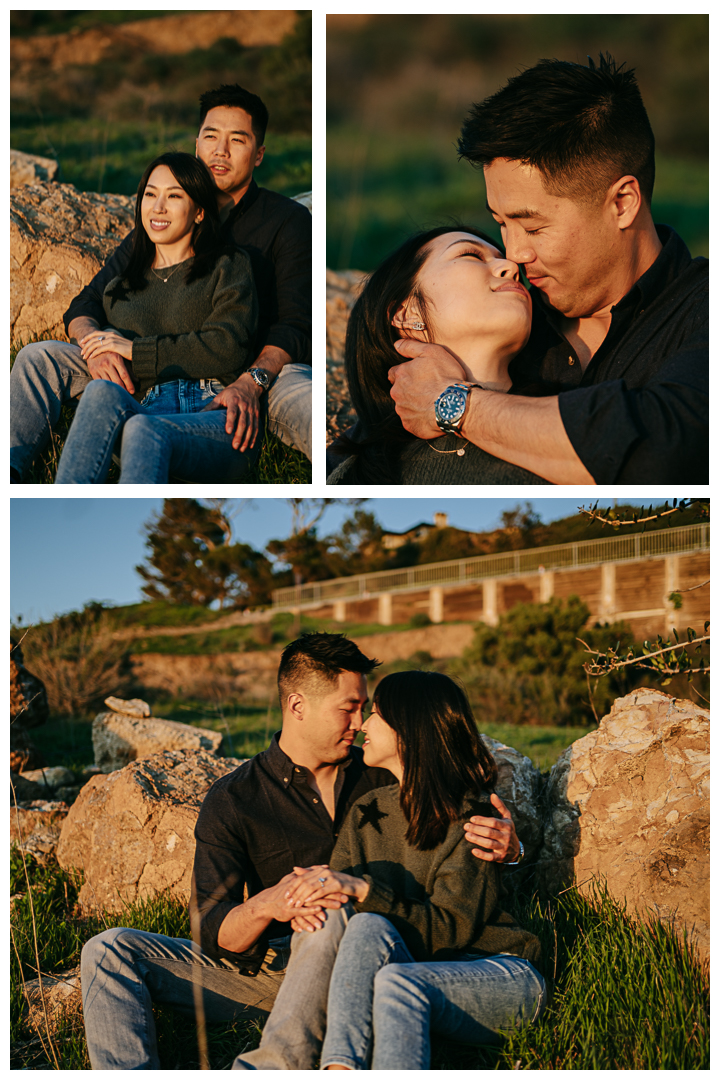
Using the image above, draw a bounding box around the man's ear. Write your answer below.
[609,175,643,230]
[254,145,265,169]
[286,691,305,722]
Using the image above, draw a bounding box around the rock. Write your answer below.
[92,711,224,772]
[11,181,135,344]
[539,689,709,961]
[483,737,544,866]
[10,803,69,864]
[19,766,75,790]
[10,148,59,188]
[104,696,151,718]
[326,268,366,443]
[294,191,312,212]
[22,966,81,1037]
[11,636,49,728]
[10,771,48,804]
[57,749,247,910]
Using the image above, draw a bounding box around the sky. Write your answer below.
[11,496,653,623]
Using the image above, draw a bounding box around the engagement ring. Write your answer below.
[318,876,327,884]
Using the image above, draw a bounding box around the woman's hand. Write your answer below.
[463,793,520,863]
[284,865,369,908]
[80,330,134,364]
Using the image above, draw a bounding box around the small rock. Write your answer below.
[10,148,59,188]
[20,766,75,790]
[10,771,47,803]
[93,711,223,772]
[104,696,152,718]
[54,786,80,804]
[11,803,69,865]
[23,966,81,1036]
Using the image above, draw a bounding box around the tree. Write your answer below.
[136,499,276,609]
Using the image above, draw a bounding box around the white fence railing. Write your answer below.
[271,523,709,608]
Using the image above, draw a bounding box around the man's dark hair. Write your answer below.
[277,632,381,706]
[373,671,498,850]
[458,53,655,206]
[199,84,269,146]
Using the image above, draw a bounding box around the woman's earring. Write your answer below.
[411,322,425,330]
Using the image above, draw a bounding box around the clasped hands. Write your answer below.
[284,793,519,933]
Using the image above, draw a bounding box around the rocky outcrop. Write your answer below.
[10,181,135,344]
[326,268,365,443]
[11,637,49,728]
[56,749,247,910]
[10,802,70,865]
[539,689,709,961]
[11,149,59,188]
[92,705,223,773]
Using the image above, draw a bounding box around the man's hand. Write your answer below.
[463,793,520,863]
[201,373,261,453]
[388,341,468,438]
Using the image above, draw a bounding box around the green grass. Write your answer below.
[11,851,708,1070]
[327,128,709,269]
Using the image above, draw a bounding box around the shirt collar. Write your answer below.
[226,177,260,224]
[264,732,357,788]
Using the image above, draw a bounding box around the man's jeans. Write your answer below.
[321,913,547,1070]
[232,903,354,1070]
[54,377,263,483]
[10,340,312,479]
[80,927,290,1070]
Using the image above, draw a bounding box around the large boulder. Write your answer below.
[11,148,59,188]
[539,689,709,960]
[483,736,543,867]
[57,749,247,911]
[11,181,134,344]
[92,709,223,772]
[326,268,364,443]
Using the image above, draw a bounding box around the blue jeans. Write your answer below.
[321,913,547,1070]
[10,339,312,480]
[80,927,291,1070]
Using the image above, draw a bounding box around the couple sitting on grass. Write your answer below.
[81,633,545,1070]
[10,83,311,485]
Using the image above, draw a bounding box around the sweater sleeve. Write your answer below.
[130,250,258,386]
[331,812,498,963]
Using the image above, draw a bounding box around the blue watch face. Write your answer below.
[437,387,466,423]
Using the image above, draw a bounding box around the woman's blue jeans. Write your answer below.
[320,913,547,1071]
[54,377,262,484]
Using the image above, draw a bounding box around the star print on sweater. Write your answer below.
[357,796,389,834]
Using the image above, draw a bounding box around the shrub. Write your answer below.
[409,611,432,628]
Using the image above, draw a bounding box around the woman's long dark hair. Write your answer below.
[113,152,228,295]
[340,225,500,484]
[372,670,498,850]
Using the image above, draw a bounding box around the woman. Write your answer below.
[237,671,546,1071]
[327,226,552,484]
[54,151,258,483]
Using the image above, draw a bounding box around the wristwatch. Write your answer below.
[247,368,273,391]
[503,839,525,866]
[434,382,483,434]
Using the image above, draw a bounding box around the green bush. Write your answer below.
[451,595,639,727]
[409,612,432,628]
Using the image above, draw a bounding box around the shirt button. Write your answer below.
[283,777,288,783]
[568,356,575,366]
[295,768,301,773]
[313,798,319,804]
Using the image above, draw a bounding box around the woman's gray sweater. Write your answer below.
[102,248,257,400]
[330,784,542,966]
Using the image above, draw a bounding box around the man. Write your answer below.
[388,55,708,484]
[10,84,311,482]
[81,633,521,1069]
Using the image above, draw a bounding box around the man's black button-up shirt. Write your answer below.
[509,225,708,483]
[191,734,395,974]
